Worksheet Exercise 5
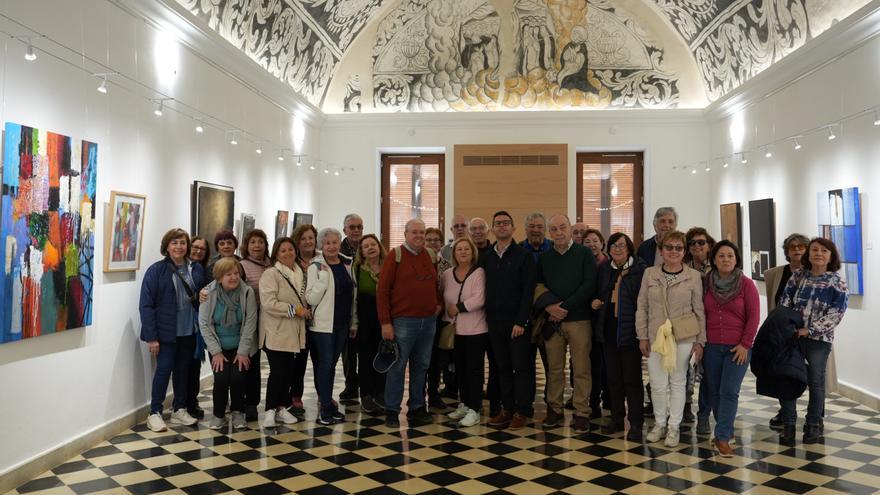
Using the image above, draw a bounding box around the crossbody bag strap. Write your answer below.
[452,266,475,323]
[169,260,196,300]
[276,267,306,308]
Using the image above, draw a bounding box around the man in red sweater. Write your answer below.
[378,218,442,428]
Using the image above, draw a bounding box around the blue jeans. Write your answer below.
[702,344,751,441]
[780,339,832,425]
[150,335,195,414]
[384,316,436,413]
[311,328,348,415]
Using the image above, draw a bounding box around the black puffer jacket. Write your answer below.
[594,257,647,347]
[751,306,808,400]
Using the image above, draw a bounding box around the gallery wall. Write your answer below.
[0,0,320,476]
[705,34,880,400]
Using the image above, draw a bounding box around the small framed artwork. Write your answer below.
[239,213,256,241]
[719,202,742,249]
[748,198,776,281]
[276,210,290,239]
[294,212,313,229]
[105,191,147,272]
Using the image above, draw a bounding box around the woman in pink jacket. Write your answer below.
[442,238,487,428]
[701,240,760,457]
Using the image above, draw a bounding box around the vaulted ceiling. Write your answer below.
[173,0,870,112]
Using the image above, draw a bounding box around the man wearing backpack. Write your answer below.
[377,218,443,428]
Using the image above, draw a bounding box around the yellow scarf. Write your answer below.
[652,318,677,372]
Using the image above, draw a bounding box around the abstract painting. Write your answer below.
[276,210,289,239]
[294,213,313,229]
[719,202,742,250]
[1,122,96,344]
[105,191,146,272]
[748,198,776,281]
[239,213,255,242]
[818,187,863,295]
[192,181,234,246]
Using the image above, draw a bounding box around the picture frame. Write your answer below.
[719,203,742,250]
[294,212,314,229]
[748,198,776,281]
[276,210,290,239]
[192,181,235,245]
[239,213,256,241]
[105,191,147,272]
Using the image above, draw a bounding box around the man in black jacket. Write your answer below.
[481,211,537,429]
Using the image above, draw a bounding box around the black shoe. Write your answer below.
[428,395,446,410]
[769,412,784,431]
[682,406,695,424]
[318,413,339,426]
[803,423,823,444]
[779,424,796,447]
[600,421,624,435]
[643,403,654,417]
[626,428,643,442]
[564,398,575,410]
[331,409,345,422]
[245,405,259,422]
[362,396,384,414]
[385,411,400,428]
[573,415,592,433]
[542,408,562,428]
[187,406,205,420]
[590,408,603,420]
[440,387,458,399]
[407,407,433,426]
[339,388,359,401]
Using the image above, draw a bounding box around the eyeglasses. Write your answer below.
[687,239,707,247]
[453,223,468,229]
[347,224,364,230]
[191,246,206,251]
[493,220,512,227]
[609,243,627,250]
[662,244,685,252]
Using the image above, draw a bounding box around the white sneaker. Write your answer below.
[170,408,197,426]
[262,409,277,428]
[665,427,680,447]
[231,411,247,430]
[147,413,167,432]
[276,408,299,425]
[209,416,227,430]
[448,403,468,420]
[458,409,480,427]
[646,424,667,443]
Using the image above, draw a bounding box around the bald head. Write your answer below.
[572,222,588,245]
[548,214,572,249]
[450,214,468,240]
[469,217,489,248]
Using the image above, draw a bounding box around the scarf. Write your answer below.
[609,257,634,313]
[170,260,194,312]
[708,268,743,305]
[217,284,244,326]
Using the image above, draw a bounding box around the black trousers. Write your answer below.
[604,342,644,428]
[244,349,261,407]
[428,320,456,398]
[455,333,488,411]
[486,344,500,409]
[213,349,247,416]
[488,321,534,416]
[265,347,297,410]
[187,355,202,411]
[590,342,611,410]
[290,340,316,398]
[356,318,385,399]
[342,336,358,393]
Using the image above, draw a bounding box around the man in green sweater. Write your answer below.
[537,214,597,433]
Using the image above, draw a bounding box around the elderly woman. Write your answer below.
[701,241,759,457]
[190,236,211,269]
[636,230,706,448]
[307,227,356,425]
[583,228,610,416]
[238,229,271,420]
[443,238,487,428]
[288,224,319,413]
[185,235,212,420]
[140,229,208,432]
[684,228,716,276]
[260,237,310,428]
[777,237,848,445]
[207,230,245,276]
[426,227,454,408]
[591,233,647,441]
[683,227,715,427]
[353,234,388,414]
[584,229,608,265]
[199,258,258,430]
[426,227,452,274]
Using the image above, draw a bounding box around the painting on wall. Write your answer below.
[276,210,289,239]
[719,203,742,250]
[192,181,234,246]
[105,191,146,272]
[818,187,863,295]
[239,213,256,241]
[748,198,776,281]
[0,122,96,344]
[294,213,313,229]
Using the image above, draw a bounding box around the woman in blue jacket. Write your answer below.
[140,228,208,432]
[591,233,647,441]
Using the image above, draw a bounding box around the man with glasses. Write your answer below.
[339,213,365,400]
[521,212,552,263]
[537,214,597,432]
[638,207,678,266]
[440,214,469,262]
[340,213,364,258]
[468,216,499,414]
[482,211,537,429]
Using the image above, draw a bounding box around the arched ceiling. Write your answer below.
[173,0,871,112]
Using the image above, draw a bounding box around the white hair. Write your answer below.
[317,227,342,247]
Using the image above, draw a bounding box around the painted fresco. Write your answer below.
[372,0,679,111]
[0,123,96,344]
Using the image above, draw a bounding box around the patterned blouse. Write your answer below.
[779,269,848,343]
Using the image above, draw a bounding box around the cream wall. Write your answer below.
[0,0,319,477]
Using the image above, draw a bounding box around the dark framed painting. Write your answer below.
[294,213,313,229]
[748,198,776,281]
[276,210,289,239]
[719,203,742,249]
[818,187,863,294]
[192,181,234,246]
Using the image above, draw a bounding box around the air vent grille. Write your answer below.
[462,155,559,166]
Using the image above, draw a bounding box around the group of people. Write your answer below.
[139,206,848,457]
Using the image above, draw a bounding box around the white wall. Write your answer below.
[706,35,880,399]
[0,0,320,476]
[318,111,712,239]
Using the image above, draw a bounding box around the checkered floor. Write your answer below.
[10,357,880,495]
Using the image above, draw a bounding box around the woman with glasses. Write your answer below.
[636,231,706,447]
[591,233,647,441]
[185,236,212,420]
[684,227,715,276]
[683,227,715,429]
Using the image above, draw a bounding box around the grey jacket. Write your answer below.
[199,280,259,357]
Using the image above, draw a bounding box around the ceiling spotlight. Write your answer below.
[874,111,880,126]
[740,153,748,164]
[764,147,772,158]
[296,156,302,167]
[229,131,238,145]
[277,153,284,161]
[25,43,36,61]
[723,160,729,168]
[827,127,836,140]
[309,163,316,170]
[195,122,204,133]
[97,76,108,94]
[794,138,802,150]
[323,168,330,174]
[704,164,711,172]
[691,168,697,175]
[256,144,263,155]
[334,170,340,176]
[153,100,164,117]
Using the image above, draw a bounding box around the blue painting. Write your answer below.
[817,187,862,295]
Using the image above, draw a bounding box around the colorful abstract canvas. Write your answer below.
[1,122,96,344]
[105,191,146,272]
[818,187,863,295]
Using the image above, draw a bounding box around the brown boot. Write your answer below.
[488,410,512,427]
[713,438,734,458]
[509,413,528,430]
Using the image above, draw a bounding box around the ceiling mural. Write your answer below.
[370,0,680,112]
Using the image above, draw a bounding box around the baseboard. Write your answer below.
[837,381,880,412]
[0,373,214,494]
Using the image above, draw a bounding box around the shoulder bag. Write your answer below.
[662,281,700,341]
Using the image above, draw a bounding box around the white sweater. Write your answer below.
[305,254,356,333]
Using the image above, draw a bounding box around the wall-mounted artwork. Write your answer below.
[192,181,234,246]
[748,199,776,281]
[276,210,289,239]
[105,191,146,272]
[239,213,255,241]
[818,187,863,295]
[294,213,313,229]
[0,122,96,344]
[719,203,742,250]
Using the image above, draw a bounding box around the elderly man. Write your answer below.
[339,213,365,400]
[637,207,677,266]
[340,213,364,258]
[468,217,492,258]
[377,219,442,428]
[468,216,498,414]
[572,222,589,245]
[440,214,469,262]
[537,214,597,433]
[521,211,552,263]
